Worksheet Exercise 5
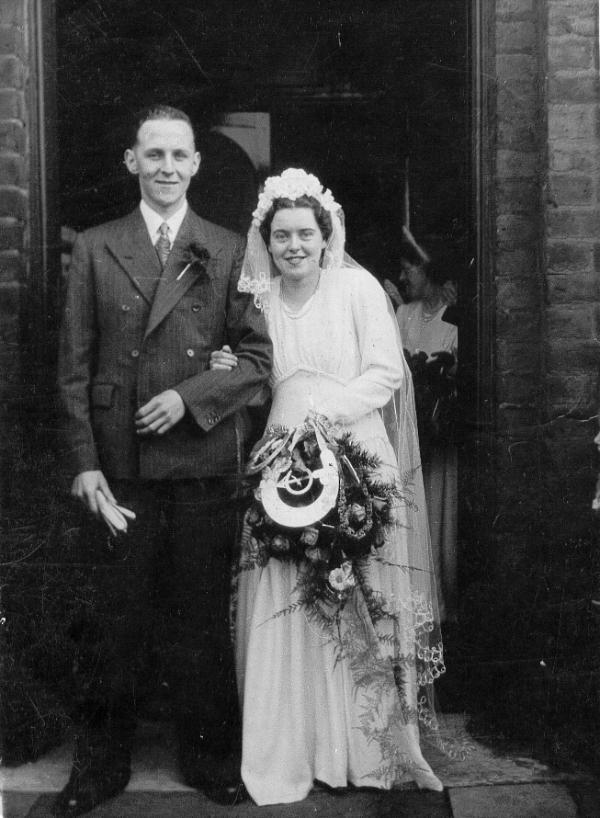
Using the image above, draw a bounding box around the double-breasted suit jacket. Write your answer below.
[57,206,272,481]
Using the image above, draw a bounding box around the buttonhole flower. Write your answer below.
[177,241,211,280]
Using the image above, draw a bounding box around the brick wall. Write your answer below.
[545,0,600,492]
[493,0,547,558]
[0,0,28,506]
[491,0,600,552]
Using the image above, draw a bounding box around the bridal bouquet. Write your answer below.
[403,348,458,449]
[240,416,405,612]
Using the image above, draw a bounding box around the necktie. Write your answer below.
[155,222,171,269]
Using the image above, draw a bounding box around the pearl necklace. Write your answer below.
[279,272,321,317]
[419,300,444,323]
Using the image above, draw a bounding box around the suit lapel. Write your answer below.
[105,209,162,304]
[144,210,220,340]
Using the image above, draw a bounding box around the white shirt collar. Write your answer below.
[139,199,188,245]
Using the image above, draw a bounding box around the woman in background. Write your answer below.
[396,227,458,623]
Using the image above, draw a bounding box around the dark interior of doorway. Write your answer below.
[56,0,469,283]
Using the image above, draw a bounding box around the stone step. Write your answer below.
[2,716,596,817]
[3,784,591,818]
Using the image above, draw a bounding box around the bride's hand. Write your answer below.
[210,345,239,371]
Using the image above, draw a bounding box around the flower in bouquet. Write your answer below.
[270,534,292,556]
[349,502,367,526]
[262,453,293,485]
[328,561,356,593]
[247,536,264,560]
[300,526,320,547]
[305,545,330,564]
[246,506,263,526]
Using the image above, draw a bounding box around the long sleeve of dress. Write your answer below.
[319,269,404,425]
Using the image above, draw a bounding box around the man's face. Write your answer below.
[124,118,200,217]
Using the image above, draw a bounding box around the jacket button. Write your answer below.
[131,349,140,358]
[186,348,195,357]
[121,304,130,312]
[191,304,201,313]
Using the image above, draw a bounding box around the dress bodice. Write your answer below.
[396,301,457,359]
[265,267,404,431]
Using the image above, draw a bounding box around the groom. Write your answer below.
[55,105,271,815]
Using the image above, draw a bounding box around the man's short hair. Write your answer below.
[130,105,196,147]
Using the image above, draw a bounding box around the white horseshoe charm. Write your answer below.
[279,469,314,495]
[261,426,340,528]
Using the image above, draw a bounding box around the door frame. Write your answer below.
[27,0,60,368]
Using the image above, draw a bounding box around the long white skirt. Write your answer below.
[233,432,442,806]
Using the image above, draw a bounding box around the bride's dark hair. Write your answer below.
[259,195,333,245]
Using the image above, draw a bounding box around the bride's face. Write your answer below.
[268,207,326,281]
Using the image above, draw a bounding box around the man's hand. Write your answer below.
[72,470,116,515]
[135,389,185,436]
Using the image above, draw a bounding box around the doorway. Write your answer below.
[54,0,473,626]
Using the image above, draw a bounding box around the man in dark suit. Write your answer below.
[54,105,271,815]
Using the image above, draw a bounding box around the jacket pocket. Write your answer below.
[91,383,115,408]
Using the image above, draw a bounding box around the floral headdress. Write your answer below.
[251,168,340,227]
[239,168,346,312]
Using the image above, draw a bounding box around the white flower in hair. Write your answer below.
[252,168,340,226]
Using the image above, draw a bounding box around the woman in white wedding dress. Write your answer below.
[211,169,447,806]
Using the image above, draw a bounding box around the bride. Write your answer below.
[211,168,446,805]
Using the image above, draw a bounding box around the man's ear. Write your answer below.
[124,148,138,175]
[192,151,201,176]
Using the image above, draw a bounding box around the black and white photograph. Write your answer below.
[1,2,599,816]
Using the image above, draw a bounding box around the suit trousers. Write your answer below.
[70,478,240,752]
